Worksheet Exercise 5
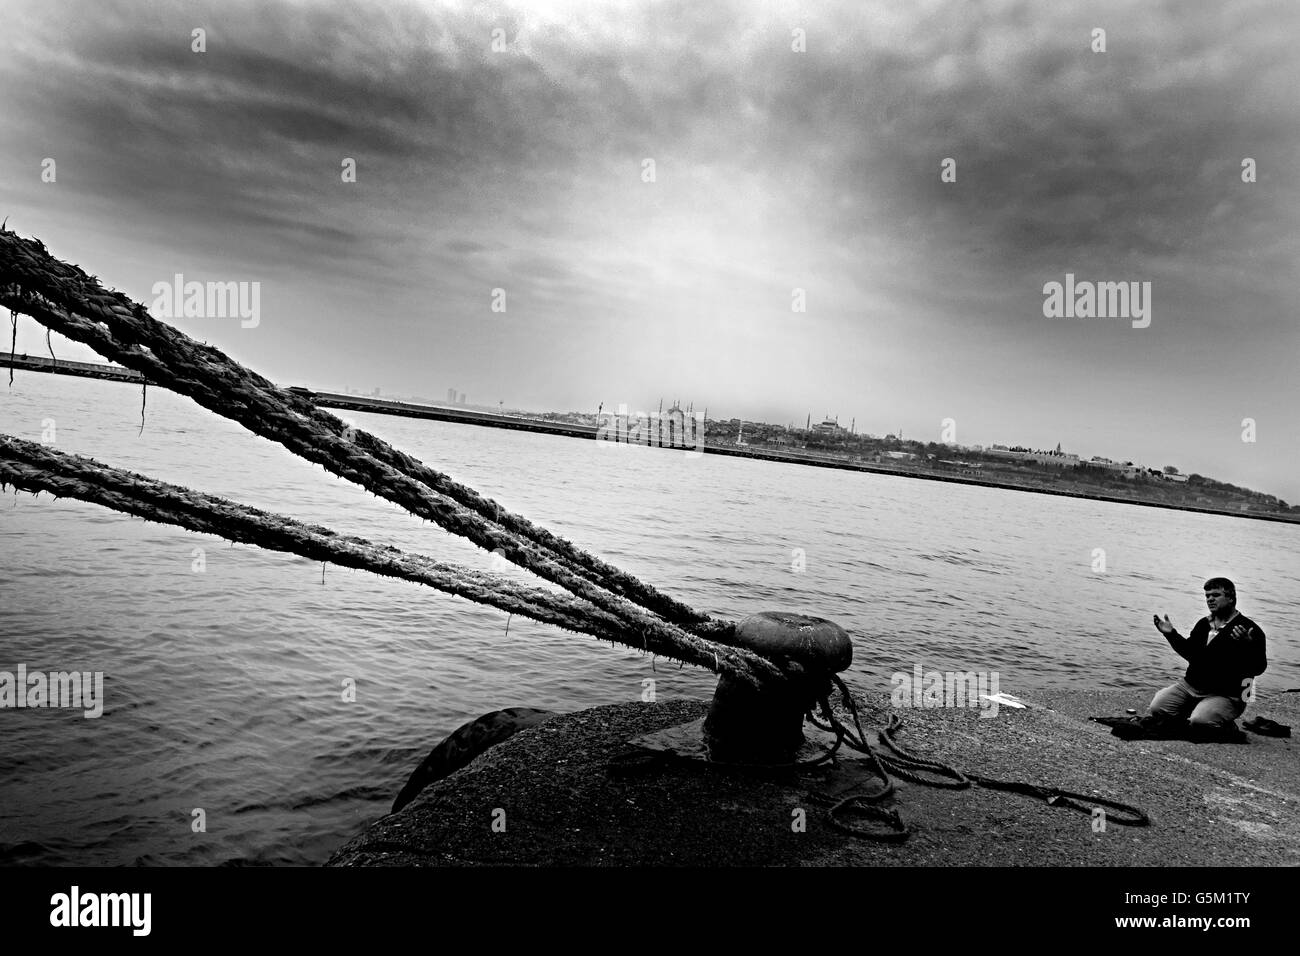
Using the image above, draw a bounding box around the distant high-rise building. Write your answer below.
[447,387,456,404]
[459,392,466,404]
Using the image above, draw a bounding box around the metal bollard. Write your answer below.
[703,611,853,763]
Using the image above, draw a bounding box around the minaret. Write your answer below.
[806,413,811,430]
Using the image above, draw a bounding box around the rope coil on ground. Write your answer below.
[815,678,1150,839]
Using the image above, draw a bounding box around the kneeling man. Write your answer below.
[1149,577,1267,741]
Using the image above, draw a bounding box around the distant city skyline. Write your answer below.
[296,380,1279,494]
[2,0,1296,499]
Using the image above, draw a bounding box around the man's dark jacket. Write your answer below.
[1165,613,1267,699]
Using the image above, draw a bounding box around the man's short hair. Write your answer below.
[1204,577,1236,599]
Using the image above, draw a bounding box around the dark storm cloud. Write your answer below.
[743,0,1298,314]
[5,0,1295,277]
[2,1,611,276]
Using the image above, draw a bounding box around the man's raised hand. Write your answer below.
[1230,624,1254,642]
[1153,614,1176,636]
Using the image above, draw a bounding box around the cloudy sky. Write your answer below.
[2,0,1297,498]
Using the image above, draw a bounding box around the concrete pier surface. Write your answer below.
[327,688,1298,867]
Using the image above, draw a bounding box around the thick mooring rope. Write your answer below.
[0,227,728,644]
[0,226,802,686]
[0,436,783,684]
